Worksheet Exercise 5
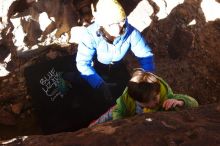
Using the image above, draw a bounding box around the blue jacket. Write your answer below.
[76,20,155,88]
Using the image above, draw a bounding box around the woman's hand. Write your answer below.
[163,99,184,110]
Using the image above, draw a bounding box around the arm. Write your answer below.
[76,29,104,88]
[171,94,199,108]
[112,88,136,120]
[130,28,155,72]
[158,77,198,110]
[112,97,126,120]
[163,94,198,110]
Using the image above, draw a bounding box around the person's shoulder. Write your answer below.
[82,22,100,40]
[125,22,143,40]
[127,22,141,33]
[86,22,99,33]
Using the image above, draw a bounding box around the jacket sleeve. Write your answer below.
[160,77,199,108]
[112,88,136,120]
[130,29,155,72]
[171,94,199,108]
[112,97,126,120]
[76,29,104,88]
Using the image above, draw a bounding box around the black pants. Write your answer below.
[94,60,131,99]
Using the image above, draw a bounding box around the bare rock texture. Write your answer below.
[145,0,220,105]
[0,0,220,144]
[1,103,220,146]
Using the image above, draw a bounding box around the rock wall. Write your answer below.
[0,0,220,143]
[144,0,220,104]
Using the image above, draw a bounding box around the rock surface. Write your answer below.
[0,0,220,144]
[1,103,220,146]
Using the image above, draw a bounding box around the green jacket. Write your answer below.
[112,76,199,120]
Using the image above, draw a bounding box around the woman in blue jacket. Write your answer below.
[76,0,155,103]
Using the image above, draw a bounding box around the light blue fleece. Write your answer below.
[76,20,155,88]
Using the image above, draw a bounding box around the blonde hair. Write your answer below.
[128,69,160,102]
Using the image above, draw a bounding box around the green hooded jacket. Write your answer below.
[112,76,199,120]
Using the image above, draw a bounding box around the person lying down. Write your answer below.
[89,68,198,127]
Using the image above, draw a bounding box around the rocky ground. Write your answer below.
[2,103,220,146]
[0,0,220,145]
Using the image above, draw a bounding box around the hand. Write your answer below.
[163,99,184,110]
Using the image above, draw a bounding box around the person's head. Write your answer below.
[127,69,161,108]
[92,0,126,37]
